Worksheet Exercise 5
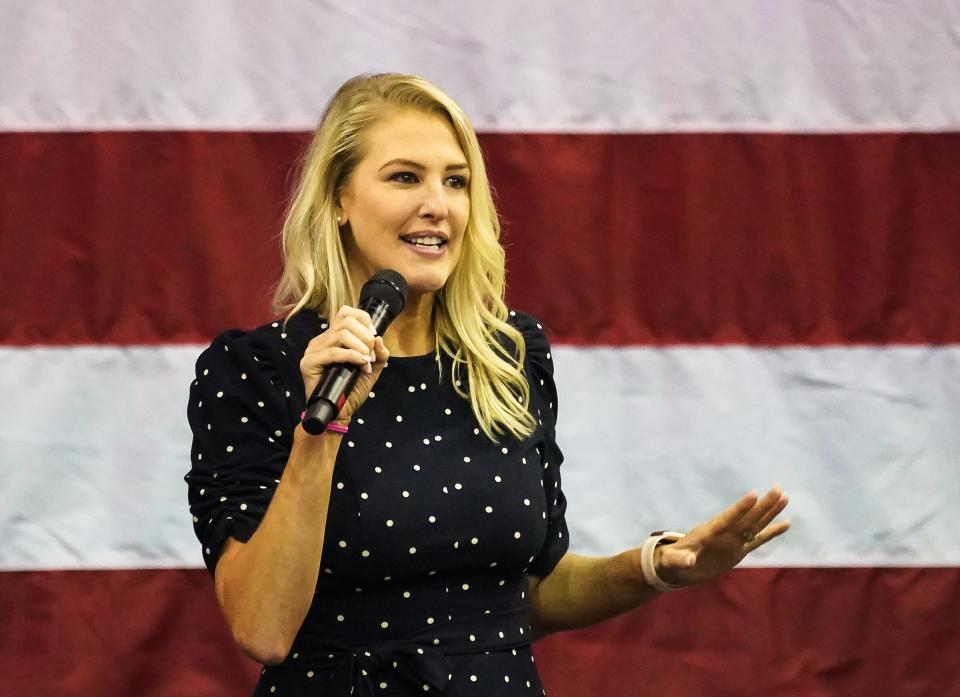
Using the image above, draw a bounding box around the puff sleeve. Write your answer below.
[184,326,303,576]
[510,311,570,578]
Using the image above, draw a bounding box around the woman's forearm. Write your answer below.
[215,425,341,664]
[528,550,659,639]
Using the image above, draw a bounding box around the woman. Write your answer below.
[185,73,790,696]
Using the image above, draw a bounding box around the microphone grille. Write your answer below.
[359,270,408,317]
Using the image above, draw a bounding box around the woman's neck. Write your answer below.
[381,290,435,357]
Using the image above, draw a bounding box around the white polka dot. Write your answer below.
[374,466,382,473]
[434,435,442,441]
[240,416,248,423]
[369,391,376,398]
[357,418,364,424]
[504,676,511,683]
[347,440,355,448]
[454,483,462,490]
[225,445,234,453]
[381,621,389,629]
[473,427,480,435]
[240,503,247,511]
[463,456,471,462]
[453,541,459,549]
[494,475,502,483]
[338,540,347,548]
[307,670,315,678]
[270,686,276,693]
[420,383,427,390]
[386,519,394,527]
[469,634,476,642]
[514,531,522,539]
[501,447,508,454]
[240,373,247,380]
[219,496,227,502]
[413,464,421,471]
[336,482,344,489]
[403,591,411,598]
[361,492,368,499]
[205,547,211,555]
[428,515,436,523]
[524,498,531,506]
[470,675,477,682]
[408,386,416,392]
[462,583,470,590]
[485,506,493,513]
[444,408,452,415]
[362,549,371,558]
[199,488,205,495]
[423,438,430,445]
[471,537,478,545]
[203,369,209,376]
[409,547,417,554]
[336,615,344,622]
[380,682,388,689]
[499,631,505,638]
[216,391,224,398]
[402,490,410,498]
[396,415,403,422]
[442,486,449,494]
[427,616,435,624]
[385,441,392,448]
[257,401,264,407]
[274,429,282,437]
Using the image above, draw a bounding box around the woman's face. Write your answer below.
[338,109,470,298]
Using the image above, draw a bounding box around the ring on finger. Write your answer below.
[740,529,759,544]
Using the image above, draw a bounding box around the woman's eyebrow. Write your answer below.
[379,158,469,172]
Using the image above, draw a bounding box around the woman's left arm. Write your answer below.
[528,487,790,639]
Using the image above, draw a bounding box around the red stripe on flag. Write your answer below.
[1,567,956,696]
[3,131,960,346]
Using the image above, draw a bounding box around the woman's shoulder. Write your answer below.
[192,309,327,393]
[505,308,552,361]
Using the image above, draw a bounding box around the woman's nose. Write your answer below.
[418,181,449,220]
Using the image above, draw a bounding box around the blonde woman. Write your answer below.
[185,73,789,696]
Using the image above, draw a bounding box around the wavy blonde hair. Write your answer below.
[273,73,536,441]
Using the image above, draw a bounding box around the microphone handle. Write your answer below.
[301,299,392,435]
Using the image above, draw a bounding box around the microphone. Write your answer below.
[302,270,408,435]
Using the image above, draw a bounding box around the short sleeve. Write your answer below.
[184,327,302,576]
[509,310,569,578]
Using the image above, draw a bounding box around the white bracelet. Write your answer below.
[639,530,686,592]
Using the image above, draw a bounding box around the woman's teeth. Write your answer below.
[405,236,444,247]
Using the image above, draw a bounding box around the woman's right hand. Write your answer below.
[299,305,390,425]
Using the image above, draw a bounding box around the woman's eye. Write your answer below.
[445,175,469,189]
[390,172,419,184]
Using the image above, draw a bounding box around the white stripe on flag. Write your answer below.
[2,1,959,132]
[1,344,958,570]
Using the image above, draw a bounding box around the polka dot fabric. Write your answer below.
[185,309,568,696]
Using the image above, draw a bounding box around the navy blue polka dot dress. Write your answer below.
[185,309,568,696]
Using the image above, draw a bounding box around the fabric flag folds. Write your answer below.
[1,2,959,695]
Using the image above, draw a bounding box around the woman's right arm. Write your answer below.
[212,306,388,665]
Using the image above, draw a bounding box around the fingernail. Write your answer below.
[364,363,372,374]
[369,350,376,362]
[369,324,377,336]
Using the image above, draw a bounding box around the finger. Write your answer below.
[744,519,791,552]
[738,486,785,534]
[302,347,372,372]
[372,336,390,364]
[702,490,759,537]
[334,305,374,331]
[745,491,789,536]
[332,327,374,357]
[340,315,377,349]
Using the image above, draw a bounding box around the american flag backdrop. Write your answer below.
[2,2,960,695]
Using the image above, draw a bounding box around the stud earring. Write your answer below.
[336,215,342,224]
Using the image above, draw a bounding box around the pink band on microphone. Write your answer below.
[326,422,349,434]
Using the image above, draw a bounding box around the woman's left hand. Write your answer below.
[653,487,791,587]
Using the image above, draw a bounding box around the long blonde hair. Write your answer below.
[273,73,536,441]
